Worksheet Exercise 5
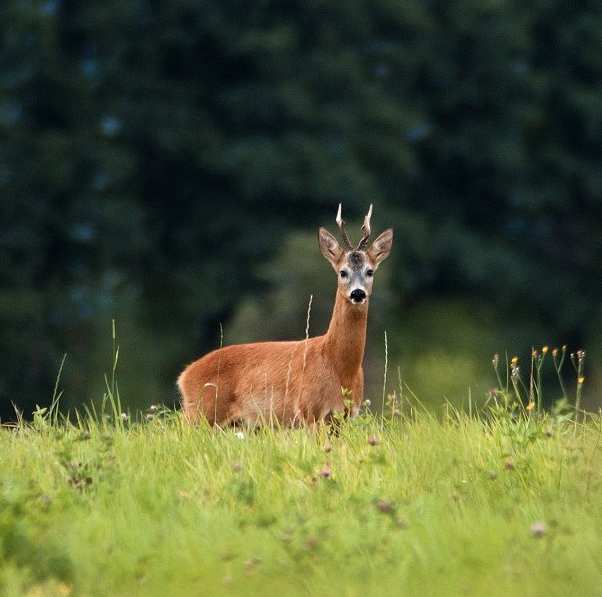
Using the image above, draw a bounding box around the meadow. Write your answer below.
[1,375,601,597]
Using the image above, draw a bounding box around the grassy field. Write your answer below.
[1,398,601,597]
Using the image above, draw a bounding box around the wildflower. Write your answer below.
[578,376,585,385]
[318,464,332,478]
[530,521,547,538]
[375,498,394,514]
[149,404,159,412]
[235,431,245,440]
[542,346,549,354]
[363,399,371,407]
[492,354,499,368]
[552,348,558,358]
[120,412,129,421]
[510,357,520,379]
[526,401,535,412]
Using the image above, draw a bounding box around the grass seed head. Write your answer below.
[244,557,261,573]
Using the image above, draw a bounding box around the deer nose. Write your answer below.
[350,289,367,303]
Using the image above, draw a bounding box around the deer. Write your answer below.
[177,204,393,427]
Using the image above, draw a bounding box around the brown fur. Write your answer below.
[177,216,393,427]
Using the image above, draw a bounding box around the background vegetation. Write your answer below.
[2,0,602,418]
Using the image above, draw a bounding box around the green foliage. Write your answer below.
[1,408,601,596]
[1,0,601,416]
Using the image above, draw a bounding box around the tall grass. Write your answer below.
[1,335,600,596]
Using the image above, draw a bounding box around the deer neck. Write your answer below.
[323,291,368,382]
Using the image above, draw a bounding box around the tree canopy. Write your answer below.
[1,0,601,418]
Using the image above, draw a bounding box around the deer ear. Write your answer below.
[319,227,343,268]
[367,228,393,267]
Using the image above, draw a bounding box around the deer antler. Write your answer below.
[356,204,373,250]
[336,203,353,250]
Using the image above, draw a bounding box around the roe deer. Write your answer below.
[177,205,393,426]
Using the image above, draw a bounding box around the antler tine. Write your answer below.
[357,204,373,250]
[336,203,354,249]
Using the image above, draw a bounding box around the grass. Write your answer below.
[1,332,600,596]
[1,399,601,597]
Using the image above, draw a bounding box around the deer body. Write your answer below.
[177,205,392,426]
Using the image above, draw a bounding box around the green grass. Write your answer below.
[1,404,601,597]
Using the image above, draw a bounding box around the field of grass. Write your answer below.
[1,397,601,597]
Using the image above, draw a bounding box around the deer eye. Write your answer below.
[366,269,374,277]
[339,270,348,279]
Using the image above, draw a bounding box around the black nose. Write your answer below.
[350,289,366,302]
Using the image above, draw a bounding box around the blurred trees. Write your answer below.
[1,0,601,418]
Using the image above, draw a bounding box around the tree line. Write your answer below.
[1,0,601,417]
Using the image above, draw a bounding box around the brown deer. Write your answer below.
[177,205,393,426]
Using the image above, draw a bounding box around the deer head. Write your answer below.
[319,204,393,305]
